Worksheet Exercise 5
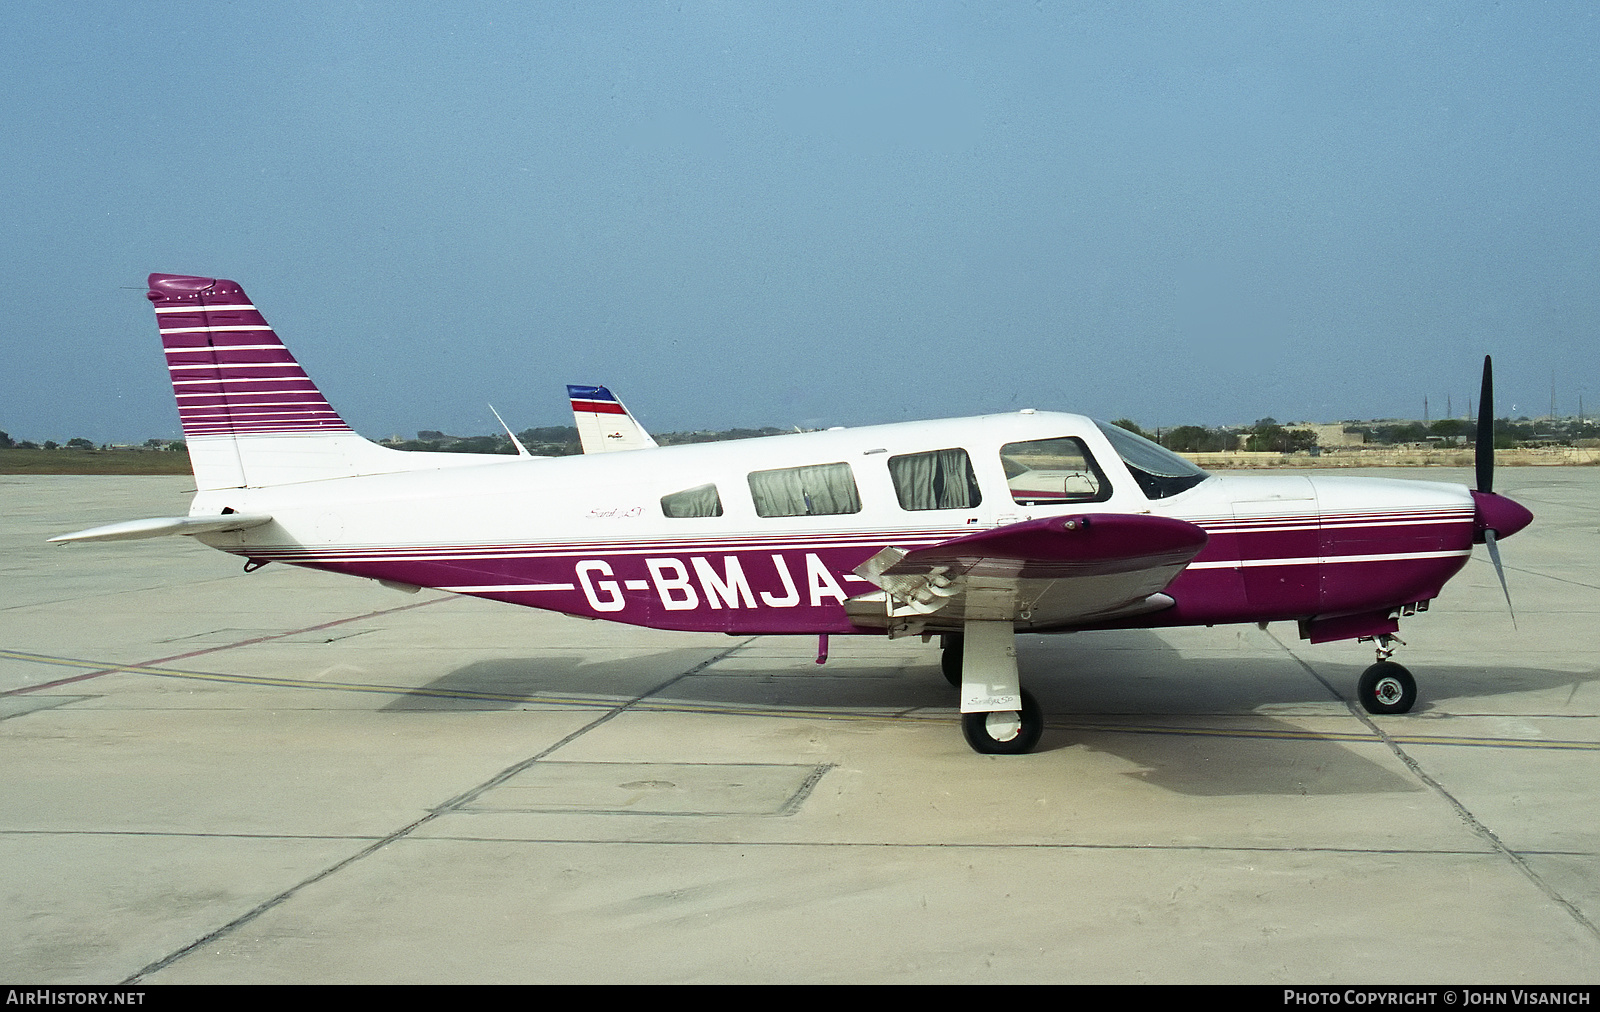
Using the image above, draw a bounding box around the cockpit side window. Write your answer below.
[747,462,862,517]
[998,437,1111,505]
[1093,419,1210,500]
[888,448,982,511]
[661,483,724,518]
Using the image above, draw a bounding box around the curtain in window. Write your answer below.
[888,448,981,510]
[748,462,862,517]
[660,483,724,518]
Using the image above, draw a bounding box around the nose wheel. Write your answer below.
[1357,660,1417,714]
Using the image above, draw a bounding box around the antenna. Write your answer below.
[488,404,532,457]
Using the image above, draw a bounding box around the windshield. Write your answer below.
[1093,420,1210,500]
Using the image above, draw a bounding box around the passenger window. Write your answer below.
[748,462,862,517]
[999,437,1111,505]
[661,483,724,518]
[888,448,982,511]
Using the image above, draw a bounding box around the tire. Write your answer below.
[961,689,1044,755]
[940,637,963,688]
[1358,661,1417,715]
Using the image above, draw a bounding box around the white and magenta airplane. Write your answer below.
[51,273,1534,754]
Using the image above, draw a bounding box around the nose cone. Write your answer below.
[1472,490,1533,542]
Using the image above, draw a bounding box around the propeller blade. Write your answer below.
[1483,529,1516,628]
[1476,355,1494,494]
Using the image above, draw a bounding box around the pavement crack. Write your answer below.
[1266,628,1600,944]
[119,637,755,984]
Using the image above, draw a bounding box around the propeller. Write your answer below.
[1471,355,1529,625]
[1476,355,1495,495]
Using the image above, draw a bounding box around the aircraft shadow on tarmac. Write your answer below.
[381,629,1595,799]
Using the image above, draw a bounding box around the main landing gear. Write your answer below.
[1356,634,1417,715]
[942,624,1044,755]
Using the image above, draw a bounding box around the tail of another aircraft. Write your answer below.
[567,384,658,453]
[149,273,505,489]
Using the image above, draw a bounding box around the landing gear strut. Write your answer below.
[954,622,1043,754]
[1357,634,1417,715]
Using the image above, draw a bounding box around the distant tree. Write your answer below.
[1162,425,1223,453]
[517,426,579,443]
[1110,418,1149,439]
[168,441,186,452]
[0,430,12,449]
[43,440,59,450]
[1370,422,1430,445]
[1430,419,1468,438]
[66,437,94,449]
[1244,421,1316,453]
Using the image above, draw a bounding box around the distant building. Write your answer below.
[1289,423,1365,447]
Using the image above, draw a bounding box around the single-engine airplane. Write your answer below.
[51,273,1534,754]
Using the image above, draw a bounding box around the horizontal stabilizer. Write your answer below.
[49,514,274,544]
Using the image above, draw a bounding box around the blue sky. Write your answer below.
[2,2,1596,443]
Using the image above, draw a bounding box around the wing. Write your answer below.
[846,513,1207,633]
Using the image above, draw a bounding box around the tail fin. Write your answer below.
[149,273,503,489]
[567,384,658,453]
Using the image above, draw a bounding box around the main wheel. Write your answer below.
[1357,661,1417,715]
[940,634,963,687]
[961,689,1043,755]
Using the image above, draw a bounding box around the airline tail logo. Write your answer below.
[148,273,350,438]
[567,384,657,452]
[567,385,628,416]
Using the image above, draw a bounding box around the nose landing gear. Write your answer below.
[1357,634,1417,714]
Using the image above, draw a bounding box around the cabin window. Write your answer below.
[748,462,862,518]
[889,448,982,511]
[1093,420,1210,500]
[660,483,724,518]
[998,437,1111,505]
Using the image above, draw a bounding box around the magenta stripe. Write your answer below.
[180,409,345,424]
[172,379,319,393]
[166,364,308,381]
[177,391,329,405]
[166,348,299,366]
[156,309,269,327]
[162,334,282,350]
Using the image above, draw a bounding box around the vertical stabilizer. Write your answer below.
[567,384,658,453]
[148,273,505,488]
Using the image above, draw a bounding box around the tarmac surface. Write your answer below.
[2,469,1597,984]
